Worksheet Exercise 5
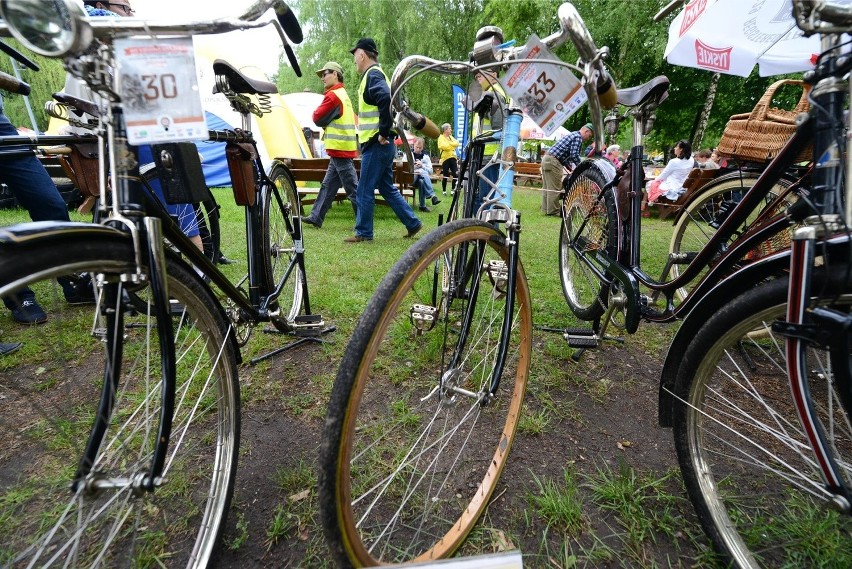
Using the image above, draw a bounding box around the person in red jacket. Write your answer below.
[302,61,359,228]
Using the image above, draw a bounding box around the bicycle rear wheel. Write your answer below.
[668,174,794,301]
[262,167,304,330]
[672,270,852,567]
[319,219,532,566]
[0,232,240,568]
[559,166,618,320]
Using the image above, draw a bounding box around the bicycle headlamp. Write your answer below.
[0,0,91,58]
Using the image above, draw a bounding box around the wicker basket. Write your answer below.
[716,79,811,164]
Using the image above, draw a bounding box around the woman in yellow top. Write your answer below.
[437,123,460,195]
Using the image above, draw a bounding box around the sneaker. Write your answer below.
[11,299,47,325]
[0,341,22,356]
[442,190,447,195]
[419,206,432,212]
[302,216,322,229]
[431,196,441,205]
[344,235,373,243]
[404,223,423,239]
[216,252,236,265]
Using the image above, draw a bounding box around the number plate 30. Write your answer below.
[116,37,208,145]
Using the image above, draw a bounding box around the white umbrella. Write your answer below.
[663,0,823,77]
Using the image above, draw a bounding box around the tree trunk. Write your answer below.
[691,72,720,149]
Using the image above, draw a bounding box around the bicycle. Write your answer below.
[318,4,616,565]
[655,1,852,566]
[0,1,309,566]
[557,64,814,349]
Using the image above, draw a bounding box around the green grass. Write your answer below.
[0,185,706,566]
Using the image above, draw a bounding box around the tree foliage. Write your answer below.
[275,0,809,155]
[0,40,67,132]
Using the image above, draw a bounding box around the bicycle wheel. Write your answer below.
[262,167,304,330]
[319,219,532,566]
[269,161,303,218]
[672,271,852,568]
[559,166,619,321]
[668,174,794,301]
[0,233,240,568]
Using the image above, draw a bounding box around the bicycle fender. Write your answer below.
[658,236,851,428]
[0,220,125,245]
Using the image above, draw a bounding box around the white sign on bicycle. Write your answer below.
[502,34,587,137]
[115,37,208,145]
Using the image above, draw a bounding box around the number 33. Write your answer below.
[527,71,555,103]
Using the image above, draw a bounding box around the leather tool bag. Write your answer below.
[60,142,101,199]
[225,141,258,206]
[151,142,210,204]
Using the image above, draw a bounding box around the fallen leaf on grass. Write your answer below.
[617,439,633,450]
[288,489,310,502]
[491,529,515,551]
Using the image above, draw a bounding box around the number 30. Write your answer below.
[142,73,179,101]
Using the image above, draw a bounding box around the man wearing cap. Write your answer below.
[345,38,422,243]
[540,122,594,216]
[303,61,359,229]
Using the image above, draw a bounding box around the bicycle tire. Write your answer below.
[559,166,618,321]
[668,174,795,301]
[672,269,852,568]
[269,161,303,218]
[262,167,304,329]
[0,233,240,568]
[319,218,532,566]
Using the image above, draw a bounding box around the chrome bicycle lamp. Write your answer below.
[0,0,91,58]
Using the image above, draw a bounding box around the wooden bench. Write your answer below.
[513,161,542,186]
[654,168,719,221]
[277,157,416,217]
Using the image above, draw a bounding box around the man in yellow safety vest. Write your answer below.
[303,61,359,228]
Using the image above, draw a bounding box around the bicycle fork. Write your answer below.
[776,222,852,511]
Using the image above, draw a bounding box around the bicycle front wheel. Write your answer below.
[0,232,240,568]
[672,271,852,568]
[262,166,304,329]
[319,219,532,566]
[559,167,618,321]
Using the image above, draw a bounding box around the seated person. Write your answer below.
[412,137,440,212]
[695,149,719,169]
[642,139,694,215]
[605,144,622,168]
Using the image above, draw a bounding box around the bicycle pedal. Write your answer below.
[293,314,325,336]
[561,327,597,336]
[565,335,599,349]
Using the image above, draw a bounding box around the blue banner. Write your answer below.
[452,84,468,160]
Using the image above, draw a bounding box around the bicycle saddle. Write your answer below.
[52,92,99,118]
[212,59,278,95]
[616,76,669,109]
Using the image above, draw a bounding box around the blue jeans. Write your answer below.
[0,112,72,309]
[0,113,70,224]
[309,156,358,223]
[415,174,436,208]
[473,162,500,214]
[354,142,420,239]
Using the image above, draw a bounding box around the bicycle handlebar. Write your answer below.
[0,70,30,96]
[390,2,615,152]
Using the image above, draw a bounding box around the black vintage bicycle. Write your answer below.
[0,1,310,567]
[654,1,852,566]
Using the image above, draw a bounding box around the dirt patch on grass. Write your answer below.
[214,321,716,568]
